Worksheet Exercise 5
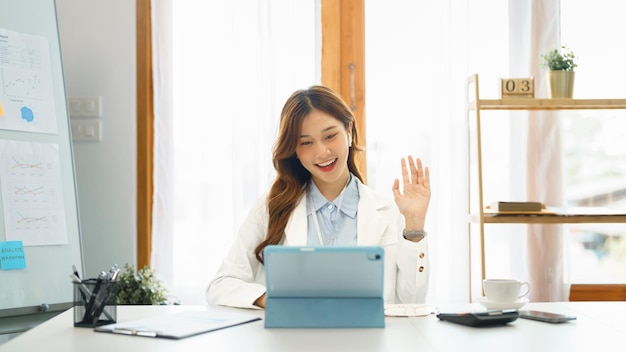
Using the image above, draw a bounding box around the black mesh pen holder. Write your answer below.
[73,279,117,327]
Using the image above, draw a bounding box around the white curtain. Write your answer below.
[364,0,471,303]
[152,0,320,304]
[151,0,577,305]
[366,0,568,303]
[150,0,174,299]
[509,0,569,301]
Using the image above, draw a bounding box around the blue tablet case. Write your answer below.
[263,246,385,328]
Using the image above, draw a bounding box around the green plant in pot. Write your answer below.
[116,263,169,305]
[542,46,577,98]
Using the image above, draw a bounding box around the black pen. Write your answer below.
[91,267,120,323]
[90,280,116,323]
[72,264,81,279]
[83,271,107,325]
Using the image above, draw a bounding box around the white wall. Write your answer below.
[55,0,137,278]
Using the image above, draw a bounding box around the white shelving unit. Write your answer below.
[466,73,626,300]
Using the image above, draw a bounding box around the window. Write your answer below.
[561,1,626,284]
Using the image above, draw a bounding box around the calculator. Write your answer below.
[436,309,519,327]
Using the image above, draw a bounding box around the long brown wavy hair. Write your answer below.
[254,85,364,263]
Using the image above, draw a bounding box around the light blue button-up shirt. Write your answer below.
[306,174,359,246]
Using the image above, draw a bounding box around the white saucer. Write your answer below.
[477,296,528,310]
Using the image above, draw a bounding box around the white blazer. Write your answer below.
[205,178,430,309]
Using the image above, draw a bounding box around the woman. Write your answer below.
[206,85,431,308]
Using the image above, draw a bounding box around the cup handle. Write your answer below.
[518,282,531,298]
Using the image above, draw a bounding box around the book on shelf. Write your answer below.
[488,201,544,212]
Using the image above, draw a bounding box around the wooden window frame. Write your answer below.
[320,0,367,181]
[136,0,153,269]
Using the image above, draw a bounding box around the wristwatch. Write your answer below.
[403,229,427,240]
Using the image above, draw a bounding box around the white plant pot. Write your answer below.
[547,70,575,98]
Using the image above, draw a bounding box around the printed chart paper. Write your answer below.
[0,140,67,245]
[0,27,58,134]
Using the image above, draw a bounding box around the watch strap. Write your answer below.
[403,229,427,240]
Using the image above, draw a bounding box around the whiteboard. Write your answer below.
[0,0,83,322]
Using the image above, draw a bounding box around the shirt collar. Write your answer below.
[307,174,358,218]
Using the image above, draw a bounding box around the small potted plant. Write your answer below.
[115,263,169,305]
[541,46,577,98]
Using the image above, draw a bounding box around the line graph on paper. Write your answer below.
[10,182,54,204]
[0,140,68,245]
[14,210,52,227]
[0,27,57,133]
[2,66,44,100]
[9,155,53,177]
[14,185,46,196]
[8,209,61,245]
[0,34,43,99]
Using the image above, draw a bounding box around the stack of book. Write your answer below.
[487,201,544,212]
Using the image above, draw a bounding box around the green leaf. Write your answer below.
[542,46,578,71]
[115,263,169,305]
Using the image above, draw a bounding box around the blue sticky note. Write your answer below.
[0,241,27,270]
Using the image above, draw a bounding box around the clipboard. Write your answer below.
[94,310,261,339]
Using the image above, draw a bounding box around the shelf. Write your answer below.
[466,73,626,302]
[471,207,626,224]
[468,98,626,111]
[470,213,626,224]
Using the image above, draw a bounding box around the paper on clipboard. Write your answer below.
[94,310,261,339]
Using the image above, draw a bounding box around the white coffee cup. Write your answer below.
[482,279,530,303]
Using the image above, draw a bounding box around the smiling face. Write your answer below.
[295,108,352,199]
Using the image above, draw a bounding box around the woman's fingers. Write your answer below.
[404,155,425,185]
[397,155,430,197]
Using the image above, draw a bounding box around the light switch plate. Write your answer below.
[71,119,102,142]
[68,97,102,117]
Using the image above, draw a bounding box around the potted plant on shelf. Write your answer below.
[542,46,577,98]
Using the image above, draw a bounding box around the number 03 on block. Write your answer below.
[499,78,534,98]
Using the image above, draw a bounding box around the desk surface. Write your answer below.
[1,302,625,352]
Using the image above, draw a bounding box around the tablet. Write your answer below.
[264,246,384,298]
[263,246,385,328]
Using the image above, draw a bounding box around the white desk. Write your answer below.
[1,302,625,352]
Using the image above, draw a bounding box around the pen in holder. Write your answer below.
[73,277,118,327]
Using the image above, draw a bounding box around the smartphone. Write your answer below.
[519,310,576,323]
[437,309,519,327]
